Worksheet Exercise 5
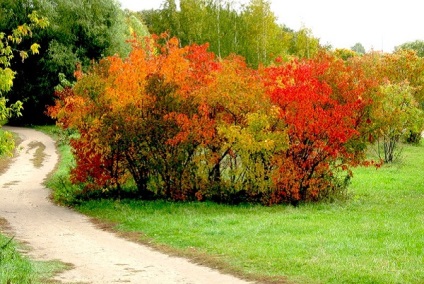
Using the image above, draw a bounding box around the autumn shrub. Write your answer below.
[49,36,217,200]
[371,81,424,162]
[352,50,424,148]
[48,37,374,205]
[189,55,287,203]
[263,54,372,204]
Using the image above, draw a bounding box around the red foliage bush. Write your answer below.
[48,37,373,205]
[263,55,371,204]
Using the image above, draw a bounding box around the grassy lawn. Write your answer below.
[42,124,423,283]
[72,142,423,284]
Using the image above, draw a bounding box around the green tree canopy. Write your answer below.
[2,0,148,125]
[372,81,424,162]
[140,0,322,67]
[351,42,366,54]
[395,40,424,57]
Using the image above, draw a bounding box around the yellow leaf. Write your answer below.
[19,51,28,62]
[30,43,41,54]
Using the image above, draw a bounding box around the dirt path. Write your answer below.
[0,127,252,284]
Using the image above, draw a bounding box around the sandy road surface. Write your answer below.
[0,127,252,284]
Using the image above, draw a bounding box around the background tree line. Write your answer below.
[141,0,321,67]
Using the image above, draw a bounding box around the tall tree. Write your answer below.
[240,0,281,66]
[142,0,180,38]
[288,27,321,59]
[141,0,320,67]
[179,0,208,46]
[351,42,366,54]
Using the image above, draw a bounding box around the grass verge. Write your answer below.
[35,125,79,204]
[0,225,68,284]
[44,124,424,284]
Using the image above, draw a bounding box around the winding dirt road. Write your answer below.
[0,127,252,284]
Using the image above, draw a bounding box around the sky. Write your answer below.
[118,0,424,53]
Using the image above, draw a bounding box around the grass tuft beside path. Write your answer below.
[76,142,424,283]
[0,230,68,284]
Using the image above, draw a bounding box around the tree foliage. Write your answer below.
[263,53,372,204]
[334,48,359,60]
[140,0,322,67]
[351,42,366,54]
[372,81,424,162]
[351,50,424,148]
[0,10,48,156]
[1,0,148,125]
[396,40,424,57]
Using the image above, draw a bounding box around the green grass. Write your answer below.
[0,233,68,284]
[0,235,33,284]
[35,125,80,204]
[74,143,423,283]
[43,124,423,283]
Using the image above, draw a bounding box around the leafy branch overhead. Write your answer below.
[0,11,49,157]
[0,11,49,94]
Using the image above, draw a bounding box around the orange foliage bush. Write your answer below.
[48,36,373,205]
